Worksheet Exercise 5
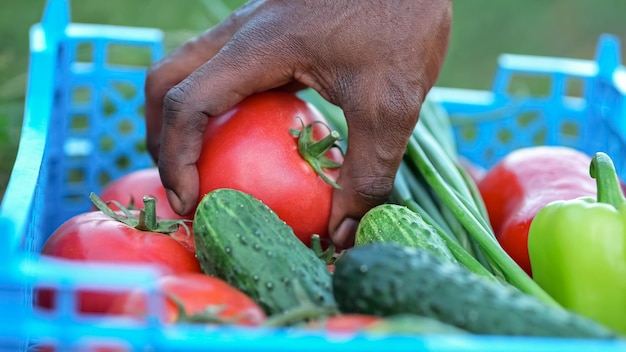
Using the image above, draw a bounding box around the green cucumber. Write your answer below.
[333,242,617,338]
[355,204,457,264]
[193,188,336,316]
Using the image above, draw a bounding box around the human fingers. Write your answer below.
[328,81,425,248]
[320,1,453,247]
[158,23,301,215]
[144,0,265,162]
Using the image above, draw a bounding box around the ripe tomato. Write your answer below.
[100,168,180,218]
[108,272,266,326]
[37,210,202,313]
[308,314,381,333]
[197,91,343,246]
[98,167,195,253]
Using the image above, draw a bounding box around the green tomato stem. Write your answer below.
[137,196,158,230]
[89,192,185,235]
[291,120,343,189]
[308,130,341,159]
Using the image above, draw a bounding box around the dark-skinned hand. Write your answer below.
[145,0,452,248]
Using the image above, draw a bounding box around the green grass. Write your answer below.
[439,1,626,90]
[1,0,625,201]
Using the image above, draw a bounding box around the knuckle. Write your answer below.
[351,174,395,208]
[162,85,191,116]
[376,79,423,123]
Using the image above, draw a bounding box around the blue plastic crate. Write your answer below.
[1,0,626,350]
[429,33,626,176]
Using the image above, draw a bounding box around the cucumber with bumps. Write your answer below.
[193,188,336,316]
[333,242,617,338]
[355,204,457,263]
[356,204,498,282]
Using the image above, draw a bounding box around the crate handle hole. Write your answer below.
[112,81,138,100]
[98,170,112,187]
[66,168,86,185]
[135,140,149,156]
[565,78,585,98]
[71,86,92,105]
[115,155,132,170]
[99,136,115,152]
[116,119,136,136]
[70,114,89,132]
[106,44,152,67]
[507,74,552,98]
[102,95,117,117]
[76,42,94,63]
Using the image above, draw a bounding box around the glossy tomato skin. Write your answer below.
[108,272,266,326]
[98,168,195,253]
[99,168,180,219]
[197,92,343,246]
[37,211,202,313]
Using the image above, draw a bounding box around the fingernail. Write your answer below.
[332,218,359,250]
[165,188,186,216]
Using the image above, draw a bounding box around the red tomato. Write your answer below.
[196,92,343,246]
[37,210,202,313]
[108,272,266,326]
[308,314,381,333]
[98,168,195,253]
[100,168,180,219]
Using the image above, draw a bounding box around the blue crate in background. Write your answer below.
[429,33,626,176]
[1,0,626,351]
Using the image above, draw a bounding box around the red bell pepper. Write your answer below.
[477,146,597,276]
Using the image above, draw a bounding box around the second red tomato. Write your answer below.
[37,210,202,313]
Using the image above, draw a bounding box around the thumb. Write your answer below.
[158,36,297,216]
[328,89,422,247]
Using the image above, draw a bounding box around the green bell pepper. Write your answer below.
[528,151,626,335]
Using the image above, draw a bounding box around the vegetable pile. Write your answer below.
[36,90,625,345]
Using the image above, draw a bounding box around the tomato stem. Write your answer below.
[308,130,341,158]
[136,196,158,230]
[262,305,339,327]
[290,119,343,189]
[262,279,339,327]
[89,192,186,236]
[310,234,336,265]
[168,293,241,325]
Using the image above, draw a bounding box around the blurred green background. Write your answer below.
[1,0,625,200]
